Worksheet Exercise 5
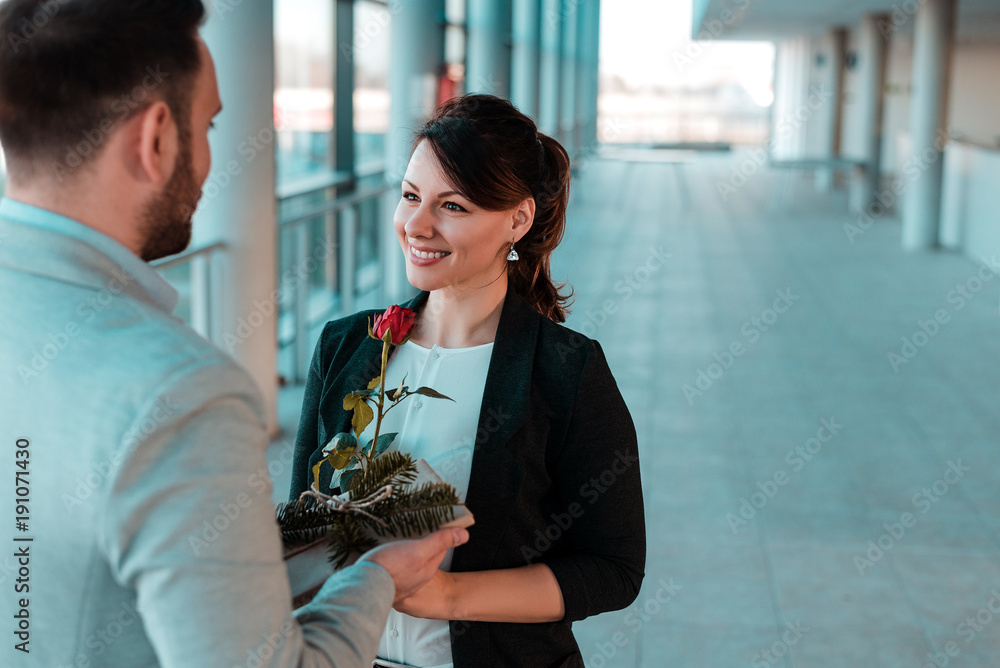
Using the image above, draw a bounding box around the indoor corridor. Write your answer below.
[270,149,1000,667]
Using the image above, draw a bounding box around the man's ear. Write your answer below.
[512,197,535,242]
[135,100,178,187]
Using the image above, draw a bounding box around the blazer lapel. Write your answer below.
[452,288,539,571]
[315,292,429,485]
[314,287,538,568]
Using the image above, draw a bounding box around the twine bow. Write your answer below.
[298,484,393,528]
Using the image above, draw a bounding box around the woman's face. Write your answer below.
[393,140,531,293]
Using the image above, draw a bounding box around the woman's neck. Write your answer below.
[412,279,508,349]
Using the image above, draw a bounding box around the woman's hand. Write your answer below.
[393,569,456,620]
[392,564,565,623]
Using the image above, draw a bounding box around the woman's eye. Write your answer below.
[402,192,419,202]
[444,201,466,212]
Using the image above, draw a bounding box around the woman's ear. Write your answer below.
[512,197,535,242]
[134,100,178,186]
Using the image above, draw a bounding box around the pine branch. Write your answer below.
[365,482,459,538]
[276,497,343,544]
[350,450,418,500]
[325,516,378,569]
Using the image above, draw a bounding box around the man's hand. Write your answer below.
[359,528,469,605]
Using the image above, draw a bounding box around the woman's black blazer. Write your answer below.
[289,286,646,668]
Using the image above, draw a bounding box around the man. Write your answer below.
[0,1,466,666]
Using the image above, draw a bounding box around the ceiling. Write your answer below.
[691,0,1000,41]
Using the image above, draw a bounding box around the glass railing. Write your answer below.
[277,168,394,383]
[153,168,394,386]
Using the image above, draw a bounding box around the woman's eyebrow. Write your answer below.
[403,179,462,199]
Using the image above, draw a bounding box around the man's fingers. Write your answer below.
[417,528,469,560]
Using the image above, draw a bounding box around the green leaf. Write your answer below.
[340,466,359,493]
[326,448,355,470]
[367,376,381,391]
[373,432,397,458]
[311,461,323,489]
[412,386,454,401]
[343,392,367,411]
[324,432,359,452]
[351,401,374,438]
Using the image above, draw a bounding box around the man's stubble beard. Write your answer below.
[140,123,202,263]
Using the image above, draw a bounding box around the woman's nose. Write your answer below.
[403,203,435,239]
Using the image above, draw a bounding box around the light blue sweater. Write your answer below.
[0,199,393,667]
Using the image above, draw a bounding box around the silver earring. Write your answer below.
[507,243,519,261]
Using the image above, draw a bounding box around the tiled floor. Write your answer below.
[270,149,1000,667]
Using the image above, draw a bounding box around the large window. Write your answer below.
[275,0,334,183]
[353,1,391,173]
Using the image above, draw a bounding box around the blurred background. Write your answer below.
[11,0,993,665]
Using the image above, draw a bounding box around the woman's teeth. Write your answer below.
[412,248,451,259]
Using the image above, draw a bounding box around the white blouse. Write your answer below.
[364,339,494,668]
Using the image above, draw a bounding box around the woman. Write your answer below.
[289,94,645,668]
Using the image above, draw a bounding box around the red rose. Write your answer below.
[372,305,416,345]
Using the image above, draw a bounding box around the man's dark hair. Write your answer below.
[0,0,206,176]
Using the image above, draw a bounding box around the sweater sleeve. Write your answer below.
[99,357,395,667]
[543,340,646,622]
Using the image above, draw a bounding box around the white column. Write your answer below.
[816,27,846,190]
[511,0,541,119]
[538,0,563,137]
[771,38,810,158]
[559,0,578,155]
[854,14,889,211]
[466,0,512,97]
[902,0,955,250]
[586,0,601,151]
[385,0,445,301]
[198,2,279,432]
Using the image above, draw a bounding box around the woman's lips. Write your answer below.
[408,245,451,266]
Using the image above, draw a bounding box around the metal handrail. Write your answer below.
[277,179,396,382]
[151,241,227,270]
[280,182,395,229]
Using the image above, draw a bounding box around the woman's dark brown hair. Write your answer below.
[416,94,573,323]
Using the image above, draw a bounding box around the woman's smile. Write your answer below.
[408,244,452,265]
